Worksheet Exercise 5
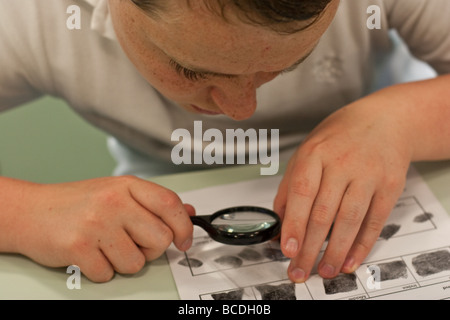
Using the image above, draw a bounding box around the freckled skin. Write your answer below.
[108,0,339,120]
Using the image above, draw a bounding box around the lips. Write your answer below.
[190,104,222,116]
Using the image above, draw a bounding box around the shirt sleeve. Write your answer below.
[0,1,44,111]
[384,0,450,75]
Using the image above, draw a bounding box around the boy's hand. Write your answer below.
[15,176,194,282]
[274,97,412,282]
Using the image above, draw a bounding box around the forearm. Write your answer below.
[361,74,450,162]
[0,177,41,254]
[278,74,450,282]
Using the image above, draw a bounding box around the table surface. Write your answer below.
[0,161,449,299]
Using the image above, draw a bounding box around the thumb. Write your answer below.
[183,203,196,217]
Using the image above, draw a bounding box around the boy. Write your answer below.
[0,0,449,283]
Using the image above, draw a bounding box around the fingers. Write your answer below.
[341,191,400,274]
[184,203,196,217]
[285,170,349,282]
[97,228,147,274]
[74,250,115,283]
[281,171,402,283]
[81,178,195,281]
[23,176,196,283]
[74,201,181,282]
[278,157,323,260]
[122,202,177,260]
[128,181,194,252]
[273,157,296,219]
[314,181,374,279]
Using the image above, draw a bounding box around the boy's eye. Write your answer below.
[169,59,208,81]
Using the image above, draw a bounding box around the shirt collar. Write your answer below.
[84,0,117,41]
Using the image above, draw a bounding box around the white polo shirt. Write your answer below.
[0,0,448,176]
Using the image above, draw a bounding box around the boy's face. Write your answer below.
[109,0,339,120]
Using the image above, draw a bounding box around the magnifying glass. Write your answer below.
[190,206,281,245]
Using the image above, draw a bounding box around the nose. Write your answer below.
[210,72,278,121]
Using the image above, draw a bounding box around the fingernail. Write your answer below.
[181,238,192,251]
[284,238,298,256]
[320,263,336,278]
[290,267,306,282]
[343,257,355,272]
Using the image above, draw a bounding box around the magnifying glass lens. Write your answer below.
[211,212,277,233]
[190,206,281,245]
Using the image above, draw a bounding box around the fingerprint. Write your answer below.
[377,260,408,281]
[412,250,450,277]
[214,255,243,268]
[178,258,203,268]
[323,273,358,295]
[212,289,244,300]
[238,248,263,261]
[379,224,401,240]
[263,247,289,262]
[413,212,434,223]
[255,283,296,300]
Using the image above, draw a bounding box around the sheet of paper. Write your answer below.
[166,166,450,300]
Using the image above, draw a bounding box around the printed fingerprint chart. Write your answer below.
[167,167,450,300]
[199,246,450,300]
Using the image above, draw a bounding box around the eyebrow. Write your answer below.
[168,47,316,79]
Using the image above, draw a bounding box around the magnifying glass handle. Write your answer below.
[190,215,215,234]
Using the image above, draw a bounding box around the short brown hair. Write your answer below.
[131,0,332,33]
